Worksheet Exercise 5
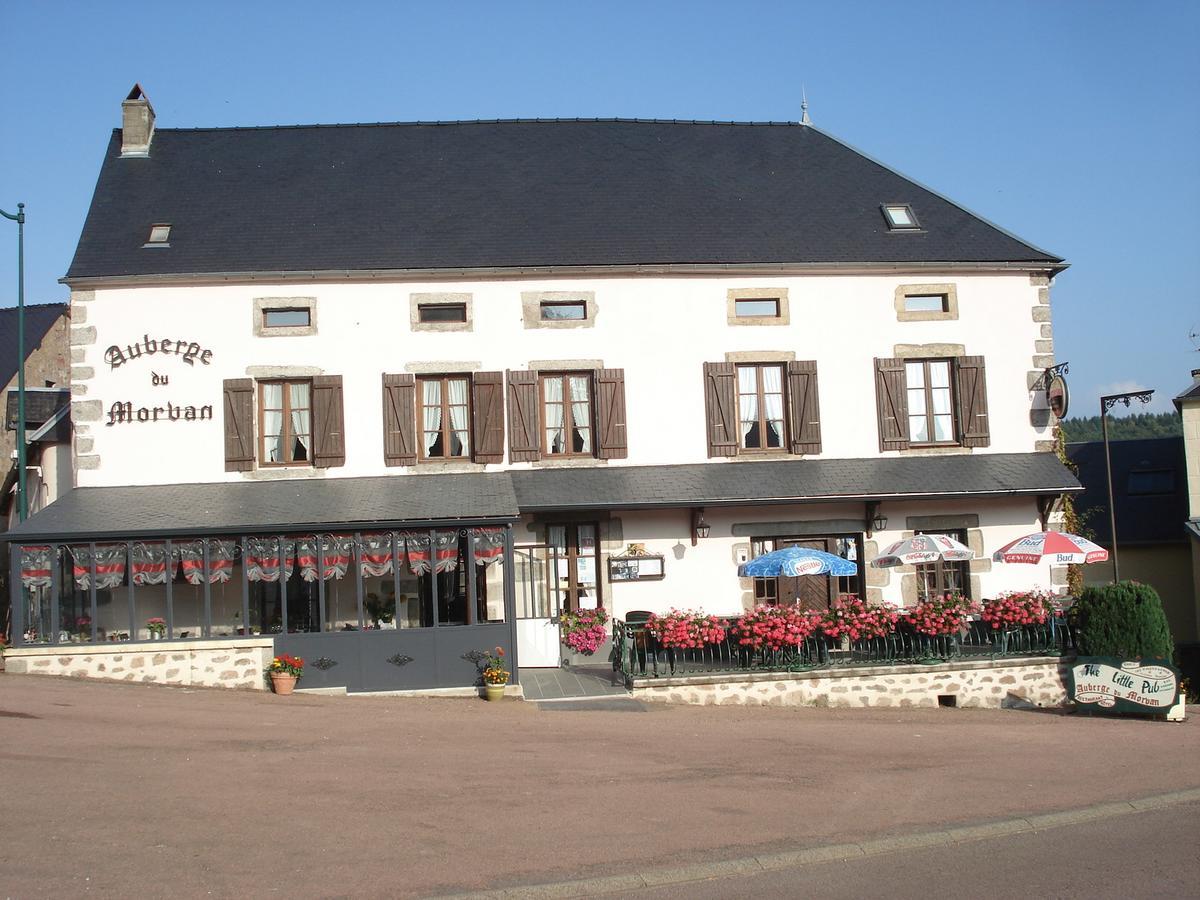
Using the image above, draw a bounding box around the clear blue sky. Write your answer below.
[1,0,1197,415]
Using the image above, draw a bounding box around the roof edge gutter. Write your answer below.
[60,259,1068,289]
[516,484,1084,514]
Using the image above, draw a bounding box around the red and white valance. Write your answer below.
[131,542,177,586]
[245,537,296,583]
[71,544,128,590]
[433,531,459,574]
[297,535,353,582]
[178,540,237,585]
[20,545,54,589]
[400,532,431,575]
[473,528,505,567]
[359,533,395,577]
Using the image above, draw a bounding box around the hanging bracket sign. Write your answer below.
[1067,657,1179,715]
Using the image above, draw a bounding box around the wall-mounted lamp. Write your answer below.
[865,502,887,538]
[691,508,711,545]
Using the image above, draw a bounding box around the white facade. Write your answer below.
[71,271,1053,485]
[67,267,1064,618]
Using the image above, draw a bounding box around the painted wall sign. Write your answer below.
[1047,374,1069,418]
[106,401,214,426]
[1068,657,1179,714]
[104,334,214,369]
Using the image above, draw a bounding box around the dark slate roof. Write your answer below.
[66,120,1062,279]
[4,472,519,541]
[510,453,1080,512]
[1174,376,1200,410]
[1066,438,1189,545]
[0,304,68,388]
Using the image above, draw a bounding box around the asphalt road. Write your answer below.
[632,801,1200,899]
[0,675,1196,898]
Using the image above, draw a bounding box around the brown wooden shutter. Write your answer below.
[595,368,628,459]
[874,358,910,452]
[472,371,505,464]
[703,362,739,458]
[222,378,255,472]
[381,373,416,466]
[507,369,540,462]
[955,356,990,447]
[311,374,346,468]
[786,360,822,455]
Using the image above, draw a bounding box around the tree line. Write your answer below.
[1060,411,1182,442]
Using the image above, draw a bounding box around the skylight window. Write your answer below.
[882,205,920,230]
[145,223,172,246]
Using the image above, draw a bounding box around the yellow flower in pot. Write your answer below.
[480,646,509,702]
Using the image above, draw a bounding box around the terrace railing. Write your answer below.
[613,616,1076,682]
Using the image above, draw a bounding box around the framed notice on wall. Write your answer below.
[608,554,665,582]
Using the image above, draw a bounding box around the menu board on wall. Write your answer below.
[608,555,665,582]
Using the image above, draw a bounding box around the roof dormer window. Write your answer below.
[881,204,920,231]
[144,223,171,247]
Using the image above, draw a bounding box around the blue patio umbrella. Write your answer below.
[737,546,858,578]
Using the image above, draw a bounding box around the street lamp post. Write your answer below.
[0,202,27,522]
[1100,388,1154,583]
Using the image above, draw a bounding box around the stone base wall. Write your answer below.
[3,639,274,690]
[630,657,1070,709]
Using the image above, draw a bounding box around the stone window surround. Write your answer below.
[726,287,790,326]
[410,292,474,333]
[253,296,317,337]
[522,291,597,329]
[894,283,958,322]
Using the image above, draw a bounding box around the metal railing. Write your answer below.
[613,616,1075,682]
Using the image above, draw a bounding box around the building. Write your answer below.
[3,86,1081,693]
[1067,436,1196,645]
[1,302,71,642]
[1174,371,1200,674]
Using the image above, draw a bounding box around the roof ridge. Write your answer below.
[0,301,68,311]
[135,117,807,134]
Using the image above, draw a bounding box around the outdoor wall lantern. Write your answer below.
[865,502,887,538]
[871,513,888,533]
[691,508,711,545]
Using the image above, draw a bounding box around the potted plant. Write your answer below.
[266,654,304,695]
[146,617,166,640]
[480,646,509,701]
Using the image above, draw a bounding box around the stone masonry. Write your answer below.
[630,656,1070,709]
[4,638,275,690]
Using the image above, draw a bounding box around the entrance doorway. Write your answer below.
[751,535,863,611]
[515,523,601,668]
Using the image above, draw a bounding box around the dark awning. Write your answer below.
[510,452,1082,512]
[4,472,520,542]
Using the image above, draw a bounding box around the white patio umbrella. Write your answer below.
[869,533,975,568]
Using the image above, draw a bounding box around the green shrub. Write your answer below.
[1070,581,1174,663]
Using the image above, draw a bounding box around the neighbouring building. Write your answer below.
[3,86,1081,693]
[1175,370,1200,674]
[1068,435,1196,645]
[1,302,72,640]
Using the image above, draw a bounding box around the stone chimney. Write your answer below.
[120,84,155,157]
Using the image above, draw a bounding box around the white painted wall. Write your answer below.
[544,496,1051,620]
[72,272,1051,487]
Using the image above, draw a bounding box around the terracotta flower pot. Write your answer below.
[484,683,505,702]
[271,673,298,695]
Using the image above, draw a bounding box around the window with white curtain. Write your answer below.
[736,364,786,450]
[258,380,311,465]
[418,375,471,459]
[905,359,956,444]
[540,372,593,456]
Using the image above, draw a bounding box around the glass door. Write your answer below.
[514,543,560,667]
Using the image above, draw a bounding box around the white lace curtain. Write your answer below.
[447,378,470,457]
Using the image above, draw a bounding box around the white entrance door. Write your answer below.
[515,544,561,668]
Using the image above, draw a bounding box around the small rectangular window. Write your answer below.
[1127,470,1174,495]
[540,301,587,321]
[903,294,949,313]
[734,298,781,318]
[262,308,311,328]
[882,204,920,230]
[418,303,467,324]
